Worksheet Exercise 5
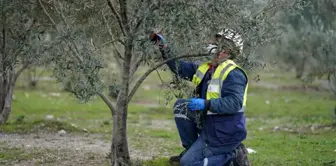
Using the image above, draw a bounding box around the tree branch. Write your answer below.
[114,48,124,61]
[127,53,209,103]
[54,0,70,29]
[39,0,83,63]
[133,1,159,33]
[93,39,124,53]
[12,38,56,83]
[14,62,31,83]
[130,56,142,77]
[106,0,126,36]
[101,11,124,61]
[38,0,57,30]
[2,23,5,50]
[97,92,116,116]
[118,0,130,33]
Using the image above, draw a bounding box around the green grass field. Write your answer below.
[1,68,336,166]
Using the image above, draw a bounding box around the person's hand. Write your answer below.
[187,98,206,111]
[149,29,165,45]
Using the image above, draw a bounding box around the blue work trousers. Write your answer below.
[174,99,235,166]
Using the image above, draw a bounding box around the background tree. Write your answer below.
[264,0,336,126]
[273,0,336,95]
[23,65,47,88]
[0,0,53,124]
[38,0,303,165]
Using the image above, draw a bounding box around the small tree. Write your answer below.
[39,0,303,165]
[0,0,52,124]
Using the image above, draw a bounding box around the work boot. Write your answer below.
[168,149,187,164]
[232,143,251,166]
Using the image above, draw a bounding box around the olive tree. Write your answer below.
[274,0,336,80]
[274,0,336,96]
[308,30,336,95]
[38,0,303,165]
[0,0,53,124]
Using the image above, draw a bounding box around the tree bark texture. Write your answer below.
[0,70,15,124]
[110,42,132,166]
[111,102,130,166]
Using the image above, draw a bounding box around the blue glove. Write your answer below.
[187,98,206,111]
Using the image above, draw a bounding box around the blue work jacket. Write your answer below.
[162,48,248,153]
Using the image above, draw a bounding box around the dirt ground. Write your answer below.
[0,132,156,166]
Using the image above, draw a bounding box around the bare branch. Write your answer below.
[38,0,57,30]
[128,53,209,103]
[39,0,83,63]
[118,0,130,33]
[12,37,57,82]
[97,92,116,116]
[55,0,70,29]
[114,48,124,60]
[106,0,126,36]
[14,62,31,83]
[69,40,83,62]
[94,39,124,53]
[0,41,27,78]
[130,56,142,77]
[101,11,124,61]
[1,30,4,51]
[134,17,144,32]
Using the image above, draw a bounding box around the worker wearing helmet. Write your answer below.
[150,29,250,166]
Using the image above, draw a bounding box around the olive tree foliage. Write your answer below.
[311,0,336,123]
[0,0,53,124]
[305,0,336,124]
[130,0,306,102]
[306,0,336,96]
[38,0,303,165]
[275,0,336,124]
[275,0,336,79]
[274,0,336,95]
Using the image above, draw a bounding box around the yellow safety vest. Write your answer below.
[191,59,248,115]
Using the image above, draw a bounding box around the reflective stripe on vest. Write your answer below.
[192,63,209,85]
[191,60,248,115]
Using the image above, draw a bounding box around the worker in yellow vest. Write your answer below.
[151,29,250,166]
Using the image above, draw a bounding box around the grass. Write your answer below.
[0,142,110,166]
[0,146,30,161]
[0,143,62,165]
[0,120,84,133]
[1,67,336,165]
[245,130,336,166]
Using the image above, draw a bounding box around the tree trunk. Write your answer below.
[295,57,306,79]
[0,70,15,124]
[333,106,336,125]
[0,83,14,124]
[111,102,130,166]
[110,42,132,166]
